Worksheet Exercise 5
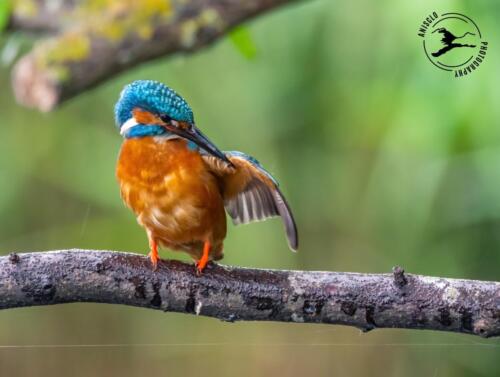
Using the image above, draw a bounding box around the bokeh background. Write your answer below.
[0,0,499,375]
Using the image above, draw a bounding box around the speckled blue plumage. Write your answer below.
[114,80,194,128]
[126,125,166,138]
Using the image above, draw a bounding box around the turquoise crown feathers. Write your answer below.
[114,80,194,128]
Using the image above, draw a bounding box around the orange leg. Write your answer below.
[148,237,159,270]
[196,241,211,274]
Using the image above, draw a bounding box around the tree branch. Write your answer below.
[1,250,498,338]
[9,0,300,111]
[8,0,84,33]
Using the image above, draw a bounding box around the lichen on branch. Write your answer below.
[8,0,297,111]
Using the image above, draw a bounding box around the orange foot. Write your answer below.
[148,238,159,270]
[196,241,211,275]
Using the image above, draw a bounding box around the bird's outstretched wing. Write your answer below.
[202,151,298,251]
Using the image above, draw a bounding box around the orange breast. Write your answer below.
[116,137,226,258]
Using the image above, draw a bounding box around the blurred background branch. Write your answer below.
[8,0,82,33]
[1,250,498,338]
[7,0,300,111]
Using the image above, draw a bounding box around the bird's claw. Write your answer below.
[148,251,159,271]
[195,260,207,275]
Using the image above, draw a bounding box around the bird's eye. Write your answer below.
[160,114,172,123]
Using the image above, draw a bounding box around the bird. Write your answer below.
[431,27,476,57]
[115,80,298,273]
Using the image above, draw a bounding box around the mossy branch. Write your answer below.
[8,0,300,111]
[8,0,84,33]
[1,250,499,338]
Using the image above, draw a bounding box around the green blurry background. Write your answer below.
[0,0,499,375]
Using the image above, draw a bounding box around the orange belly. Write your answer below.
[116,137,226,260]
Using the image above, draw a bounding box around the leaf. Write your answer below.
[229,25,257,60]
[0,0,11,32]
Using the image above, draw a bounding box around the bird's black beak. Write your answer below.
[170,122,233,167]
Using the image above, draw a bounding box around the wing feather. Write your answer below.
[205,151,298,251]
[225,177,279,224]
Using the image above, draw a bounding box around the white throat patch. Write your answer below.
[120,117,139,136]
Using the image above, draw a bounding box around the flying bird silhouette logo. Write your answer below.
[431,28,476,57]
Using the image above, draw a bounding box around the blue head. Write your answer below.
[115,80,194,137]
[114,80,231,164]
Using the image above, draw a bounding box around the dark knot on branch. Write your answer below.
[392,266,408,288]
[8,252,20,264]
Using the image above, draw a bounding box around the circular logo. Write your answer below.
[418,12,488,77]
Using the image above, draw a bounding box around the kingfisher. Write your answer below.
[115,80,298,273]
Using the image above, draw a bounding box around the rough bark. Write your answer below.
[1,250,498,338]
[8,0,300,111]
